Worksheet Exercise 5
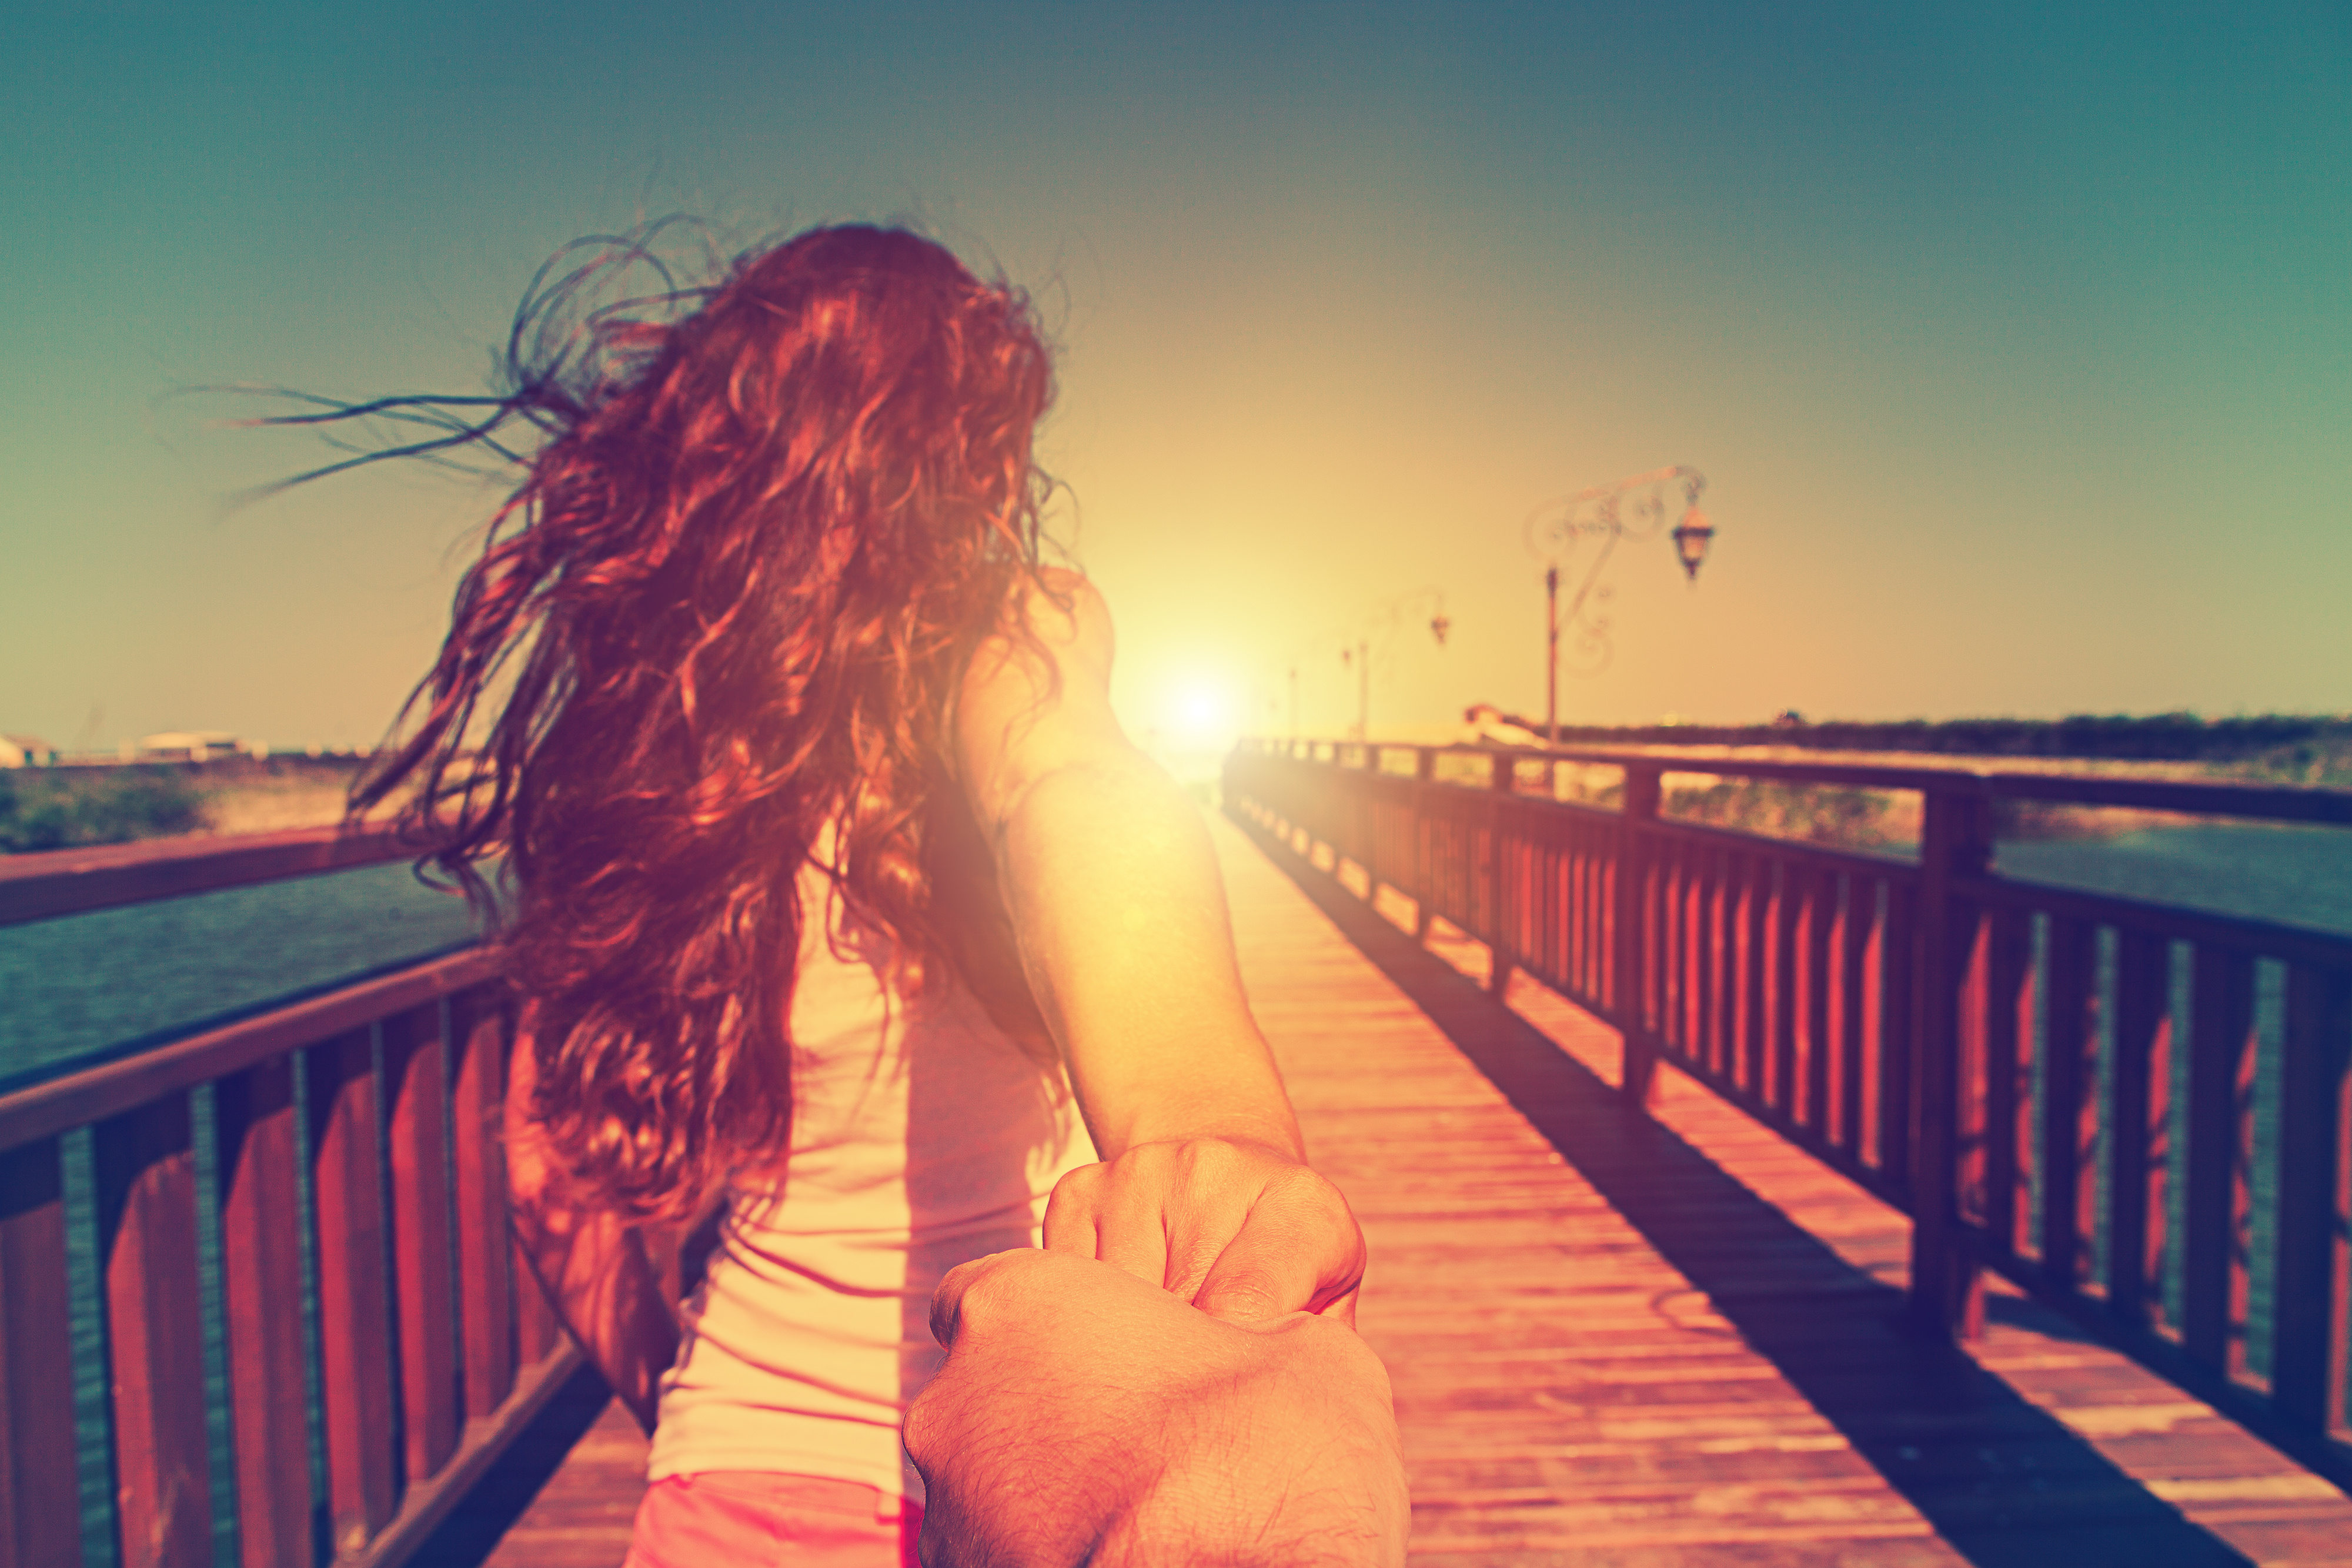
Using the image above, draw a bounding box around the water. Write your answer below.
[1994,822,2352,937]
[0,861,480,1089]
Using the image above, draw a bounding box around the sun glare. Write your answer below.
[1167,679,1234,743]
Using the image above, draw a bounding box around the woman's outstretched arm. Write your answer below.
[955,570,1365,1322]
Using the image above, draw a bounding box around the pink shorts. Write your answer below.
[622,1471,923,1568]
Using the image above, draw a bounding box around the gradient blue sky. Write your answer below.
[4,2,2344,752]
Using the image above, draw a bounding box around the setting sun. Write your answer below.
[1165,678,1235,743]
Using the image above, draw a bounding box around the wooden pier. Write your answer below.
[440,813,2352,1566]
[9,741,2351,1566]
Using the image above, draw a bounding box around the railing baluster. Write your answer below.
[2231,971,2263,1390]
[1769,862,1800,1119]
[1575,820,1597,1002]
[1955,905,1990,1237]
[1689,846,1713,1075]
[1616,767,1662,1100]
[1715,850,1740,1086]
[1539,813,1562,985]
[2184,945,2256,1376]
[2040,917,2102,1290]
[1979,909,2032,1262]
[1880,880,1917,1192]
[1801,868,1834,1133]
[308,1028,398,1556]
[2106,933,2171,1330]
[1412,750,1437,941]
[451,991,515,1423]
[1654,837,1679,1059]
[94,1093,212,1568]
[1485,754,1515,999]
[1679,840,1701,1061]
[2272,964,2351,1430]
[1837,874,1870,1156]
[1652,835,1675,1057]
[386,1005,460,1486]
[1740,852,1768,1098]
[215,1057,312,1568]
[1712,851,1731,1072]
[1,1136,85,1568]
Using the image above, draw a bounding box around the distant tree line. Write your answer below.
[1499,712,2352,764]
[0,754,374,852]
[0,766,205,852]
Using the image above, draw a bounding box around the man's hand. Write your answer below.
[1044,1138,1368,1326]
[904,1249,1407,1568]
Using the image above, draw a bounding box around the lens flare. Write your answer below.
[1169,680,1231,739]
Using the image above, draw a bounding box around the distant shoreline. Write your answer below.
[1,754,376,852]
[1475,710,2352,770]
[11,714,2351,855]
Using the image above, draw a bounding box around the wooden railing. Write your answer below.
[0,828,578,1568]
[1226,737,2352,1491]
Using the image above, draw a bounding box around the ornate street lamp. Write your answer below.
[1522,465,1713,742]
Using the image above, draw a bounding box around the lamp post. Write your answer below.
[1284,587,1450,743]
[1522,465,1714,743]
[1339,586,1449,741]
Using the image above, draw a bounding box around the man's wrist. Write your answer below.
[1104,1122,1305,1164]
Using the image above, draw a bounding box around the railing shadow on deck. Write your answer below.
[1240,813,2257,1565]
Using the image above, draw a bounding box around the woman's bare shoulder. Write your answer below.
[971,567,1113,696]
[956,569,1127,816]
[1011,567,1111,659]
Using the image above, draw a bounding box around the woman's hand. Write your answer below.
[1044,1136,1368,1326]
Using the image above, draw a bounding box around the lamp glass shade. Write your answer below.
[1671,509,1715,580]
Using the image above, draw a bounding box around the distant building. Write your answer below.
[1461,704,1545,748]
[1,734,57,767]
[136,730,248,763]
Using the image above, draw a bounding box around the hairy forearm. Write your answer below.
[995,755,1301,1160]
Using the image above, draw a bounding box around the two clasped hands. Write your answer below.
[905,1136,1409,1567]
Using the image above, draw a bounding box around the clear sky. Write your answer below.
[4,2,2344,754]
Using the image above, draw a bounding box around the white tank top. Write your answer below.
[646,854,1098,1499]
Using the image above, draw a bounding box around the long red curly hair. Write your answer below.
[355,225,1061,1220]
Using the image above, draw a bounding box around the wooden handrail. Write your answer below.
[1257,736,2352,825]
[0,823,414,928]
[1228,740,2352,1493]
[0,947,501,1153]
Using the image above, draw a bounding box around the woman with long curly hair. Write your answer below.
[334,225,1379,1565]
